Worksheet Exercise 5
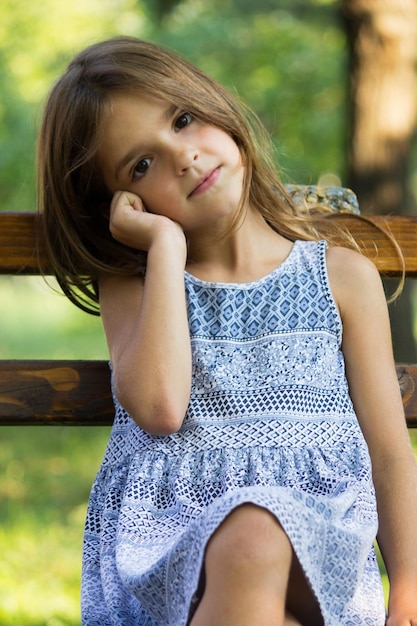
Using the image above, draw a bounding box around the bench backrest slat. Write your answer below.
[0,213,45,274]
[0,360,416,427]
[0,360,112,425]
[1,212,417,276]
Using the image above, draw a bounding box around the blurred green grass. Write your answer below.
[1,276,110,626]
[1,276,107,359]
[0,275,416,623]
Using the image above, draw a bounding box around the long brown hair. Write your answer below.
[37,36,395,314]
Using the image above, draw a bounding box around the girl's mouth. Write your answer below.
[189,167,220,197]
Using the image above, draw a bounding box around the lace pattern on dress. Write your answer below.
[81,240,386,626]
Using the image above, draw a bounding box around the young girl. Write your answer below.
[37,36,417,625]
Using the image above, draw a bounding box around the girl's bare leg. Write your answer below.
[189,504,292,626]
[189,503,323,626]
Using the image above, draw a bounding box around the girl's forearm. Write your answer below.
[374,450,417,608]
[114,234,192,435]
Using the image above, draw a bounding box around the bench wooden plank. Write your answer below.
[337,214,417,277]
[0,213,45,274]
[0,360,416,427]
[1,212,417,276]
[0,360,113,426]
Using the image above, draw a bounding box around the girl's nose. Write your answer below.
[174,143,199,174]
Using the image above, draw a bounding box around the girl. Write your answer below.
[37,36,417,625]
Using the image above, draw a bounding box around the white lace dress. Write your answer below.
[81,240,386,625]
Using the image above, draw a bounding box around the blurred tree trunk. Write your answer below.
[343,0,417,361]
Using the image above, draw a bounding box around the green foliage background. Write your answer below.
[0,0,348,215]
[0,0,415,623]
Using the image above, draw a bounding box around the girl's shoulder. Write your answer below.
[325,245,384,315]
[325,244,378,273]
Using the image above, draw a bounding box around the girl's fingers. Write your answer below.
[107,189,185,252]
[111,190,144,213]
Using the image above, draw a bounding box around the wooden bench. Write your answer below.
[1,193,417,428]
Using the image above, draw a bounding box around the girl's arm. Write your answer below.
[99,191,192,435]
[328,246,417,625]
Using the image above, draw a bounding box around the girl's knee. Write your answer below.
[205,504,292,574]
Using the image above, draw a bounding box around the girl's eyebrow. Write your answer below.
[114,103,179,180]
[115,143,145,180]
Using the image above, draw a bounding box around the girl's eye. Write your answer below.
[174,112,192,131]
[132,157,152,180]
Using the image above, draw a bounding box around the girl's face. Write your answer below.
[97,92,246,233]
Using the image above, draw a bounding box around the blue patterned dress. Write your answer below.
[81,240,386,625]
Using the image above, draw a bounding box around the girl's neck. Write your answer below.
[185,208,293,284]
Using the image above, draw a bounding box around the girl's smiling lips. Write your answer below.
[188,167,221,197]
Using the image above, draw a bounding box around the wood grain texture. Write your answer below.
[0,213,46,274]
[1,212,417,275]
[333,214,417,276]
[0,361,112,425]
[0,360,416,427]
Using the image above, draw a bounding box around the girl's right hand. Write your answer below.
[108,190,186,255]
